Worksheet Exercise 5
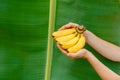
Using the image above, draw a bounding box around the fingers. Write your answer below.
[57,43,87,58]
[58,22,78,30]
[67,53,77,59]
[58,22,86,33]
[57,44,68,55]
[67,49,87,58]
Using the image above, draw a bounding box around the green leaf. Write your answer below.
[51,0,120,80]
[0,0,49,80]
[1,0,120,80]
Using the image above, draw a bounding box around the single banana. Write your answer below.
[52,28,76,38]
[56,32,78,44]
[67,34,85,53]
[61,34,80,49]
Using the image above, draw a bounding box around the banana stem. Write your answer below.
[45,0,57,80]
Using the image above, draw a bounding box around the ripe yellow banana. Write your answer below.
[52,28,76,38]
[61,34,80,49]
[56,32,78,44]
[52,24,86,53]
[67,34,85,53]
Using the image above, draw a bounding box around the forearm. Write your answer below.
[83,30,120,61]
[85,52,120,80]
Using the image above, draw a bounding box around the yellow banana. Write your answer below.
[67,34,85,53]
[56,32,78,44]
[61,34,80,49]
[52,28,76,38]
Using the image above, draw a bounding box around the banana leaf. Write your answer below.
[0,0,49,80]
[51,0,120,80]
[0,0,120,80]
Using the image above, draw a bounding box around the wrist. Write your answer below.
[83,30,93,43]
[84,51,93,59]
[83,30,89,37]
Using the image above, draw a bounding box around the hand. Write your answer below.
[57,44,89,59]
[67,49,88,59]
[58,22,85,31]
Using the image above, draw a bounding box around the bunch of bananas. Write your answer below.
[52,25,86,53]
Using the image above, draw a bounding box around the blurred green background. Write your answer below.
[0,0,120,80]
[51,0,120,80]
[0,0,49,80]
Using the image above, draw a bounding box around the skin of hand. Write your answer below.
[58,22,84,30]
[56,22,120,80]
[58,22,120,62]
[57,44,120,80]
[83,30,120,62]
[57,22,90,59]
[57,44,88,59]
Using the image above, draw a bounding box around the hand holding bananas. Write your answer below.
[57,44,88,59]
[52,23,86,53]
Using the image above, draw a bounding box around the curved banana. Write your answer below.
[67,34,85,53]
[56,32,78,44]
[52,28,76,38]
[61,34,80,49]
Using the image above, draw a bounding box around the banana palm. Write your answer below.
[0,0,49,80]
[0,0,120,80]
[51,0,120,80]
